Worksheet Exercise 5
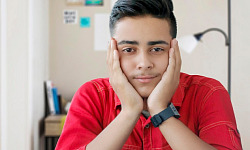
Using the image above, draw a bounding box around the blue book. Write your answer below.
[52,87,60,114]
[45,81,55,115]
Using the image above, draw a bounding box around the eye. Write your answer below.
[122,48,135,53]
[151,47,164,52]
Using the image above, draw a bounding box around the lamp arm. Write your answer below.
[193,27,231,96]
[200,28,230,46]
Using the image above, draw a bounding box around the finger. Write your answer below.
[107,39,113,74]
[165,47,176,79]
[113,49,121,71]
[111,39,119,64]
[111,38,118,51]
[172,39,182,79]
[106,39,111,64]
[108,39,117,71]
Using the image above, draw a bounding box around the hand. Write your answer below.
[107,38,143,115]
[147,39,182,116]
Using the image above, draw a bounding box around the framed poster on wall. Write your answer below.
[67,0,83,5]
[85,0,103,6]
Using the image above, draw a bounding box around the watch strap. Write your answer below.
[151,103,180,127]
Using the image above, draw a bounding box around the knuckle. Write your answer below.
[113,63,119,70]
[171,62,176,68]
[178,60,182,66]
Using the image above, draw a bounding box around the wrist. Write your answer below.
[148,103,170,116]
[149,107,166,116]
[120,107,141,119]
[150,103,180,128]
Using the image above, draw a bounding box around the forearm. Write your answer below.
[159,117,216,150]
[86,110,140,150]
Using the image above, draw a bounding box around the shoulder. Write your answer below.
[180,73,231,114]
[72,78,112,106]
[180,72,225,91]
[77,78,112,93]
[179,72,229,107]
[71,78,113,111]
[179,73,233,121]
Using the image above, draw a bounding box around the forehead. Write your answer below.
[113,16,172,41]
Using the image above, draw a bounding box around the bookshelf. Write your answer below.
[44,114,66,150]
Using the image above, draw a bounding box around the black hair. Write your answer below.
[109,0,177,38]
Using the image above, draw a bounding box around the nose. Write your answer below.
[136,51,153,70]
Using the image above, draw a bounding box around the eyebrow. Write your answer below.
[148,41,169,46]
[117,40,169,46]
[118,40,139,45]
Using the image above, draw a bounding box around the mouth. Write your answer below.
[134,75,158,83]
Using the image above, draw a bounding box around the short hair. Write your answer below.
[109,0,177,38]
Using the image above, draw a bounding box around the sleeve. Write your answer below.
[198,87,242,150]
[55,81,104,150]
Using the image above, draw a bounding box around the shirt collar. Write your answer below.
[114,73,185,109]
[114,94,121,109]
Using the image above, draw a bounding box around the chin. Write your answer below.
[129,78,159,98]
[139,93,150,98]
[137,88,153,98]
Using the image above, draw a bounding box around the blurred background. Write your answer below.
[1,0,249,149]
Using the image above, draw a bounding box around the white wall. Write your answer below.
[4,0,30,149]
[1,0,248,149]
[49,0,250,149]
[231,0,250,149]
[174,0,250,149]
[29,0,49,149]
[0,0,4,148]
[0,0,49,149]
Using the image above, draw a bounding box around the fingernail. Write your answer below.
[113,50,117,57]
[173,39,177,46]
[111,40,114,49]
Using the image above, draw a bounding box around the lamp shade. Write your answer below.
[178,35,199,53]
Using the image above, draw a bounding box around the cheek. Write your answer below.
[120,57,133,76]
[163,59,169,71]
[156,55,169,73]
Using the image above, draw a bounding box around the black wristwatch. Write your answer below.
[151,103,180,127]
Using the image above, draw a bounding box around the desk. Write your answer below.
[45,136,59,150]
[44,115,66,150]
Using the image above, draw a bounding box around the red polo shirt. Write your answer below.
[55,73,242,150]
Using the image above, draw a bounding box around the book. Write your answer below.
[52,87,60,114]
[44,80,56,115]
[62,96,68,114]
[58,95,62,114]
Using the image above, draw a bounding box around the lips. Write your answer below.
[134,75,157,83]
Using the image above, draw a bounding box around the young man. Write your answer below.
[56,0,242,149]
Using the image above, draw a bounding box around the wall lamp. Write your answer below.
[178,0,231,97]
[178,27,231,96]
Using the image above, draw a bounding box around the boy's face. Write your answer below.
[113,16,172,98]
